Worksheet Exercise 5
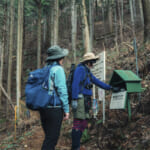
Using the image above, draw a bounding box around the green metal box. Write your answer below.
[109,70,142,93]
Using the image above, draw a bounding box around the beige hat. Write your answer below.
[81,52,99,62]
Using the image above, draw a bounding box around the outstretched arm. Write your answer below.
[90,73,111,90]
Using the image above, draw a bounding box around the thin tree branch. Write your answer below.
[0,84,15,111]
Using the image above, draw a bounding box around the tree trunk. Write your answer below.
[129,0,135,36]
[89,0,94,51]
[133,0,136,19]
[53,0,59,45]
[16,0,24,119]
[142,0,150,42]
[0,41,4,109]
[121,0,124,25]
[108,0,113,33]
[7,0,15,98]
[43,17,47,48]
[50,2,54,46]
[101,0,107,43]
[138,0,144,27]
[37,3,42,68]
[6,0,15,118]
[95,0,98,16]
[46,14,51,47]
[81,0,91,53]
[129,0,134,25]
[71,0,77,63]
[129,0,135,25]
[0,2,7,109]
[117,0,123,42]
[114,0,119,55]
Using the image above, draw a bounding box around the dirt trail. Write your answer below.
[19,126,44,150]
[21,124,72,150]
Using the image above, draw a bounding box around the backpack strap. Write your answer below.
[48,64,60,106]
[79,65,89,92]
[48,64,58,94]
[42,65,56,91]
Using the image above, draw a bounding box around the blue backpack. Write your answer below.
[25,64,61,110]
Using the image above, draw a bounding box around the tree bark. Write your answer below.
[37,3,42,68]
[133,0,136,19]
[138,0,144,27]
[117,0,123,42]
[142,0,150,42]
[7,0,15,98]
[89,0,94,51]
[16,0,24,119]
[108,0,113,33]
[113,0,119,55]
[101,0,107,43]
[46,14,51,47]
[50,0,59,46]
[81,0,91,53]
[0,2,7,109]
[53,0,59,45]
[71,0,77,63]
[50,2,54,46]
[121,0,124,25]
[129,0,136,38]
[43,17,47,48]
[0,41,4,109]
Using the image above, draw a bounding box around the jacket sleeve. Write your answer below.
[54,66,69,113]
[90,72,111,90]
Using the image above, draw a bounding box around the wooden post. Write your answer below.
[127,96,131,121]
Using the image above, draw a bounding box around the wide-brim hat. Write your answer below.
[46,45,69,61]
[81,52,99,62]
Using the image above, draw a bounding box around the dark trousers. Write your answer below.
[40,108,63,150]
[72,129,82,150]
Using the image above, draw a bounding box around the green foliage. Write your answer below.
[0,0,9,40]
[3,143,19,150]
[0,118,6,124]
[41,0,50,6]
[120,48,128,52]
[96,119,103,125]
[76,0,81,5]
[59,0,70,10]
[81,129,90,143]
[59,0,70,5]
[0,0,9,6]
[24,0,51,31]
[0,131,33,150]
[24,0,37,18]
[40,0,51,15]
[85,0,90,7]
[1,136,15,150]
[24,131,32,136]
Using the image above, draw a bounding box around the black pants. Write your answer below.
[40,108,63,150]
[72,129,82,150]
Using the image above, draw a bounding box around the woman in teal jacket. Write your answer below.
[40,45,69,150]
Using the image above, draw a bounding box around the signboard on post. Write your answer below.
[110,91,127,109]
[98,89,105,101]
[91,51,106,101]
[91,51,106,122]
[92,51,105,80]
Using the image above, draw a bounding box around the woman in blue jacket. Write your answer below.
[40,45,69,150]
[71,52,112,150]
